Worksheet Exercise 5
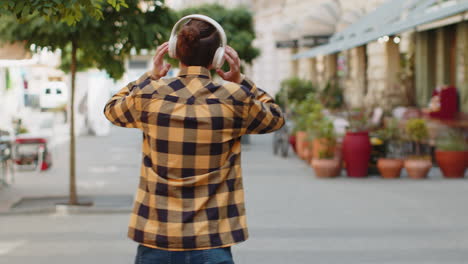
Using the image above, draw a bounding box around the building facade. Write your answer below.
[292,0,468,112]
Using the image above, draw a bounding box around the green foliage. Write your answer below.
[405,118,429,143]
[0,0,175,80]
[319,79,344,109]
[376,118,401,141]
[177,4,260,66]
[292,93,320,132]
[346,108,370,133]
[277,77,315,107]
[316,121,337,159]
[436,128,468,151]
[375,118,405,159]
[405,118,429,157]
[0,0,128,25]
[291,93,336,155]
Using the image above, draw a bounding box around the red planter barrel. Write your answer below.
[343,131,371,177]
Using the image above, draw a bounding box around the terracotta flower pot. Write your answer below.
[435,150,467,179]
[295,131,308,160]
[303,145,312,162]
[311,159,341,178]
[343,131,371,177]
[404,159,433,179]
[312,138,335,160]
[377,158,404,179]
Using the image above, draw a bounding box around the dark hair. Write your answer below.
[176,19,221,67]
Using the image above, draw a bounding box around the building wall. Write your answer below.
[251,0,337,95]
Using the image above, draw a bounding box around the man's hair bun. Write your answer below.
[177,25,200,59]
[176,19,220,67]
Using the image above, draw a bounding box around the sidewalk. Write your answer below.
[0,126,142,214]
[1,133,468,263]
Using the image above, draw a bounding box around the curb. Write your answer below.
[0,194,134,216]
[0,206,132,216]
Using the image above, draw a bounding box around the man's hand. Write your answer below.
[216,46,243,84]
[151,42,171,80]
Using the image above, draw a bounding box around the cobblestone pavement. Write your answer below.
[1,127,468,263]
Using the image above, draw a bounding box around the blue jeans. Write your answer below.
[135,244,235,264]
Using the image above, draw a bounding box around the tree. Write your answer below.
[0,0,175,205]
[0,0,128,25]
[178,4,260,67]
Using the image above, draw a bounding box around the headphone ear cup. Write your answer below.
[168,35,177,58]
[212,48,225,69]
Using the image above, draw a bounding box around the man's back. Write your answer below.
[104,66,284,250]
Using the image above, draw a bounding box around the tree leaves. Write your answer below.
[0,0,175,80]
[0,0,129,25]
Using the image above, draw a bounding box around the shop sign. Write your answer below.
[276,40,299,49]
[301,35,330,48]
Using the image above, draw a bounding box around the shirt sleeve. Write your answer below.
[103,72,152,128]
[241,76,285,134]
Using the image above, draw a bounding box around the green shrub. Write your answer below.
[405,119,429,143]
[405,118,429,157]
[276,77,315,108]
[436,129,468,151]
[319,79,344,109]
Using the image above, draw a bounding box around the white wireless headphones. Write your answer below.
[168,14,227,69]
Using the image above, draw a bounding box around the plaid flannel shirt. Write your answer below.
[104,66,284,251]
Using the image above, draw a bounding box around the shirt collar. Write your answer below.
[178,66,211,79]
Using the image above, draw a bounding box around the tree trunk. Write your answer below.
[69,40,78,205]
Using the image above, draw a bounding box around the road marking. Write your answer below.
[0,240,27,255]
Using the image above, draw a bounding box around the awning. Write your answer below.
[273,0,342,45]
[293,0,468,60]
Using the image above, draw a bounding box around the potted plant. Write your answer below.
[435,128,468,178]
[404,118,432,179]
[342,108,371,177]
[279,77,315,159]
[292,93,318,161]
[376,118,405,179]
[310,120,341,178]
[303,99,331,162]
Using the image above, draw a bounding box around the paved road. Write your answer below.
[1,127,468,263]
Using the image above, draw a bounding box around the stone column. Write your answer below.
[365,39,405,110]
[323,53,337,89]
[344,46,367,107]
[456,21,468,112]
[365,41,386,108]
[435,27,455,87]
[316,55,326,88]
[290,47,299,77]
[309,57,318,84]
[297,48,312,81]
[415,30,436,107]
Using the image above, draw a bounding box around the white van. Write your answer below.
[39,81,68,111]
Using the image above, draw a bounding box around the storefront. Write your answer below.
[293,0,468,112]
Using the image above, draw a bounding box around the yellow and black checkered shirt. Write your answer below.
[104,66,284,251]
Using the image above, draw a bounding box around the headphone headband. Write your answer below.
[170,14,227,48]
[168,14,227,68]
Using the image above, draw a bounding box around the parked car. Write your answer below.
[39,81,68,111]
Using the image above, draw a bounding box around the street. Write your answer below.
[1,127,468,263]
